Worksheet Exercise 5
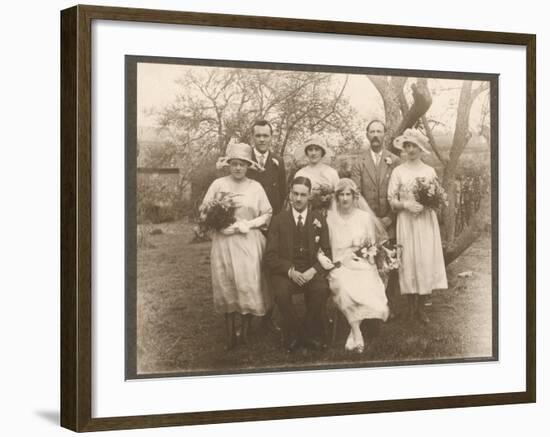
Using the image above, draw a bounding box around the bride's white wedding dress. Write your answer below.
[326,208,389,352]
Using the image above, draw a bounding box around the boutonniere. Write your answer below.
[313,218,322,229]
[315,235,320,243]
[384,156,393,166]
[271,157,279,166]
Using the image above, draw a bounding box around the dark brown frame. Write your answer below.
[61,4,536,432]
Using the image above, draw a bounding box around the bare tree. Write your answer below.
[154,68,355,181]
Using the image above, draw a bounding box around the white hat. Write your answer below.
[293,134,332,163]
[393,128,431,154]
[216,142,264,171]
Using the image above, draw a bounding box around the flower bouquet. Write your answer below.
[352,242,379,265]
[317,239,402,277]
[310,184,334,213]
[413,177,449,212]
[197,192,240,236]
[376,240,403,274]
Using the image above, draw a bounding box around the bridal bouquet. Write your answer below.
[353,242,379,265]
[317,240,402,275]
[310,184,334,212]
[413,176,448,212]
[198,192,240,233]
[376,240,403,274]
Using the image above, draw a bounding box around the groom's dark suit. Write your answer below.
[265,208,331,348]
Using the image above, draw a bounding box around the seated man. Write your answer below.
[265,176,332,352]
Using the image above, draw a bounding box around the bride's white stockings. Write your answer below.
[345,321,365,353]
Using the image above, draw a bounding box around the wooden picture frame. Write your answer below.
[60,4,536,432]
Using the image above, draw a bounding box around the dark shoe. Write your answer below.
[417,310,430,325]
[261,317,282,334]
[224,333,237,351]
[304,338,327,352]
[286,338,301,353]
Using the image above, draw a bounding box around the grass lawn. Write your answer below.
[135,220,494,377]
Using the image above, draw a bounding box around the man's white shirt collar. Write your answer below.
[370,148,382,163]
[254,148,269,161]
[292,207,308,225]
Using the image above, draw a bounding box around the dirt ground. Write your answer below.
[135,220,494,377]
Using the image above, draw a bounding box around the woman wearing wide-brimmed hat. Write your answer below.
[201,142,273,349]
[294,134,340,194]
[387,129,448,323]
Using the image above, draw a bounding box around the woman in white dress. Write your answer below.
[201,142,273,349]
[294,134,340,195]
[387,129,448,323]
[319,178,389,353]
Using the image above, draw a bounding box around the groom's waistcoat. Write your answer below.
[292,219,310,271]
[265,208,331,276]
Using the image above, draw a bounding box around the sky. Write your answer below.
[136,62,489,140]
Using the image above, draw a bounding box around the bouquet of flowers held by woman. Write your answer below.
[197,192,241,235]
[376,240,403,274]
[413,177,449,212]
[317,239,402,275]
[351,240,403,273]
[310,184,334,213]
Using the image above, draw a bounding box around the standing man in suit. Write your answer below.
[265,176,332,352]
[247,119,287,215]
[351,120,401,318]
[247,119,288,333]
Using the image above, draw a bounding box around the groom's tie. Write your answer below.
[297,214,305,252]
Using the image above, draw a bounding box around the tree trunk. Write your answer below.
[442,80,473,243]
[367,76,433,155]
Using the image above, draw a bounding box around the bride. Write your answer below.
[318,178,390,353]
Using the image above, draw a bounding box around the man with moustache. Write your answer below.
[351,120,401,319]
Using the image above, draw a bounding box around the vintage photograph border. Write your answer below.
[124,54,500,380]
[60,4,536,432]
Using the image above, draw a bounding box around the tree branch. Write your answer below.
[421,114,447,164]
[471,81,490,102]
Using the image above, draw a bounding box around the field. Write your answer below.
[135,220,494,377]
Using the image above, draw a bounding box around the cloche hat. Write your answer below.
[216,142,264,171]
[393,128,431,154]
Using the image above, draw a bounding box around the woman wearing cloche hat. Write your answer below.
[387,128,448,323]
[294,134,340,206]
[201,142,273,349]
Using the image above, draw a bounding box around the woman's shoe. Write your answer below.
[345,331,356,351]
[416,309,430,325]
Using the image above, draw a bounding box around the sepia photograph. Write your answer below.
[125,56,497,379]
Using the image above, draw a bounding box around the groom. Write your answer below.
[351,120,401,318]
[265,176,332,352]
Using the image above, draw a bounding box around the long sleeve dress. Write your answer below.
[201,176,273,315]
[387,163,448,295]
[326,208,389,322]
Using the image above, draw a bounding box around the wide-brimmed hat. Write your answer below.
[393,128,431,154]
[293,134,332,163]
[216,142,264,172]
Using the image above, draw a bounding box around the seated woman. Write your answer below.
[319,178,389,353]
